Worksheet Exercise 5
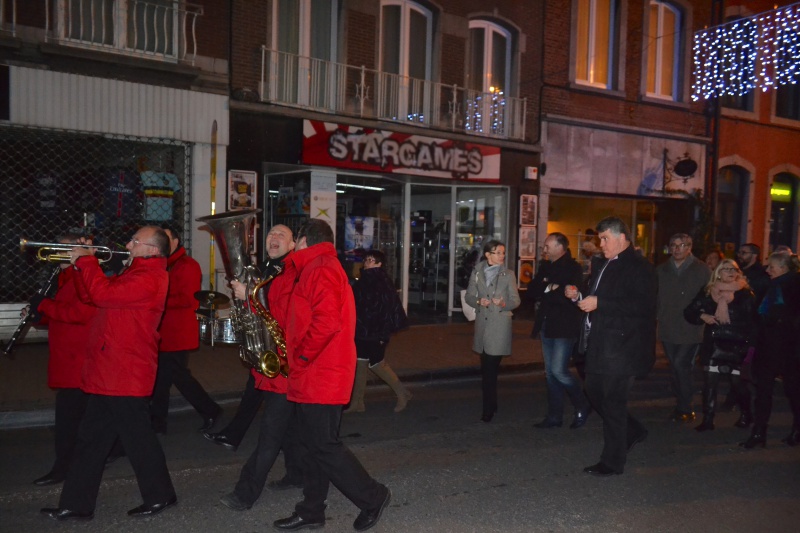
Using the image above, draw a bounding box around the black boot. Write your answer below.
[733,377,752,428]
[695,373,717,432]
[740,425,767,449]
[782,425,800,446]
[734,410,753,428]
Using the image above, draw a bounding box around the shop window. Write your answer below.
[574,0,618,89]
[469,20,513,95]
[645,0,682,100]
[770,173,799,250]
[380,0,433,122]
[272,0,339,108]
[716,166,749,248]
[775,83,800,121]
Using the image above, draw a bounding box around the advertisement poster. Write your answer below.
[276,187,309,215]
[518,260,535,290]
[519,226,537,259]
[228,170,257,211]
[519,194,538,225]
[344,216,375,258]
[310,171,337,231]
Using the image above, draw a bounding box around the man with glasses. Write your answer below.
[41,226,177,521]
[737,243,770,304]
[657,234,710,422]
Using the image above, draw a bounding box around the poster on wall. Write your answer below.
[520,194,537,225]
[518,259,535,290]
[228,170,257,211]
[344,216,375,259]
[310,171,337,231]
[276,186,309,215]
[519,225,537,259]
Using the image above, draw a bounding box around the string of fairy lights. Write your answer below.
[692,2,800,101]
[464,87,507,136]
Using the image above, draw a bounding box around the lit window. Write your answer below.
[469,20,513,95]
[646,1,681,100]
[575,0,616,88]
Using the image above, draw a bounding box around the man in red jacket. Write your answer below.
[28,234,97,486]
[150,225,221,434]
[273,219,391,532]
[41,226,177,521]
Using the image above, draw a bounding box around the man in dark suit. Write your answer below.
[566,217,656,477]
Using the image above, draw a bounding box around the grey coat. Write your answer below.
[656,254,710,344]
[465,262,521,356]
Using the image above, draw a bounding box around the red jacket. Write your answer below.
[73,255,168,396]
[252,252,293,394]
[37,267,96,389]
[284,243,356,405]
[158,247,201,352]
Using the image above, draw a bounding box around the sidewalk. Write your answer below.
[0,319,543,429]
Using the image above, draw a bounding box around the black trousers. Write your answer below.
[753,348,800,428]
[585,373,646,473]
[480,353,503,415]
[50,388,89,479]
[151,350,220,430]
[218,373,265,445]
[233,391,295,505]
[293,403,386,521]
[59,395,175,513]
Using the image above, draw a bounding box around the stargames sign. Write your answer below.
[302,120,501,181]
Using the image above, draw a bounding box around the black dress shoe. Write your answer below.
[219,492,252,511]
[583,462,621,477]
[570,408,591,429]
[534,418,563,429]
[353,487,391,532]
[273,512,325,530]
[40,508,94,521]
[783,426,800,446]
[199,410,222,432]
[127,496,178,517]
[33,472,64,486]
[480,412,494,423]
[203,431,238,451]
[627,429,648,452]
[267,476,304,491]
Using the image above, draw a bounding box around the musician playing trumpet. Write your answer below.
[41,226,178,521]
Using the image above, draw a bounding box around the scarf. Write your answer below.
[710,278,746,324]
[484,264,502,287]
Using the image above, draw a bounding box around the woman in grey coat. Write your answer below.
[464,240,521,422]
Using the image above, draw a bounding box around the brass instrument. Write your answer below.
[20,238,130,263]
[195,209,288,378]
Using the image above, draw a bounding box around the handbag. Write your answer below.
[710,342,748,375]
[460,290,476,322]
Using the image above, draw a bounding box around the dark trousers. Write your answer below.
[585,373,646,473]
[151,350,220,430]
[753,348,800,428]
[480,353,503,415]
[50,388,89,478]
[293,403,386,521]
[59,395,175,513]
[233,391,295,505]
[219,373,265,445]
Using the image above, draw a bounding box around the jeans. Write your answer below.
[662,342,699,413]
[541,335,587,422]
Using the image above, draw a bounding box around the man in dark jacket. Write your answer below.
[566,217,656,477]
[530,232,590,429]
[150,225,221,435]
[738,243,770,304]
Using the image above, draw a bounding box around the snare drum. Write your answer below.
[198,316,242,345]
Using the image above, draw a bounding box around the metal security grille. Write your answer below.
[0,125,192,303]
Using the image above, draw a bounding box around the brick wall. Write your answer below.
[230,0,270,94]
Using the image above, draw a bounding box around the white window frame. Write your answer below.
[468,19,513,95]
[646,0,681,101]
[379,0,433,81]
[575,0,616,89]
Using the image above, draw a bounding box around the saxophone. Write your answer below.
[241,267,289,378]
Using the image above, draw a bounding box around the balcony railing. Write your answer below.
[260,47,527,141]
[1,0,17,37]
[45,0,203,64]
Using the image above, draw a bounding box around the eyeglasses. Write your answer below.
[669,243,689,249]
[129,238,157,248]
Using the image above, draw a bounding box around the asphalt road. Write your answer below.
[1,369,799,533]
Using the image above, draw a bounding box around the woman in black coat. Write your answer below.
[684,259,756,432]
[740,253,800,448]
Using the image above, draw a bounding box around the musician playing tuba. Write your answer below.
[216,224,305,510]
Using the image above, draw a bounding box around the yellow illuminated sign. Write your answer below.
[771,183,792,202]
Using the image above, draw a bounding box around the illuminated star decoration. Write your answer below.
[692,2,800,101]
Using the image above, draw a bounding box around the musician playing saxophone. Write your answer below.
[27,233,96,487]
[217,224,302,510]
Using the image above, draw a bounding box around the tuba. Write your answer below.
[195,209,289,378]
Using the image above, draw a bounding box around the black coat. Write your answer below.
[742,263,770,305]
[529,250,584,339]
[756,271,800,371]
[581,245,657,376]
[352,267,409,341]
[684,287,757,366]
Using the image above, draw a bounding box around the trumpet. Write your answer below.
[20,238,130,263]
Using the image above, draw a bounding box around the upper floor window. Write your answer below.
[274,0,338,61]
[469,20,513,95]
[381,0,432,82]
[721,91,754,112]
[775,83,800,121]
[646,0,681,100]
[575,0,618,89]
